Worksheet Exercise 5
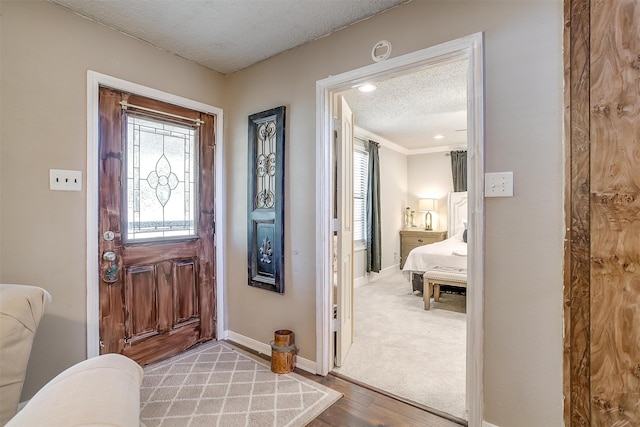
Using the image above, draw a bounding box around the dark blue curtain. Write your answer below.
[366,141,381,273]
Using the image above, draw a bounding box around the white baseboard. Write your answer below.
[354,276,368,288]
[354,263,401,287]
[483,421,500,427]
[291,353,316,374]
[225,330,317,375]
[226,330,271,356]
[370,263,400,281]
[219,328,229,340]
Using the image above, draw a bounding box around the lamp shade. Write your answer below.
[418,198,436,212]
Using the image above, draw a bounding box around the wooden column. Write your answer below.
[589,1,640,425]
[565,0,640,425]
[565,0,592,425]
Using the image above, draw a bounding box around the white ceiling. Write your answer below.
[50,0,467,151]
[343,59,468,152]
[51,0,407,75]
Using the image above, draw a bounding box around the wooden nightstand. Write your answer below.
[399,229,447,269]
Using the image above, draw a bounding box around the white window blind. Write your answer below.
[353,148,368,243]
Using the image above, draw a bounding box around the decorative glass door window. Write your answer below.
[125,113,198,241]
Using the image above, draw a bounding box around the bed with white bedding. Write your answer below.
[402,233,467,274]
[402,191,468,290]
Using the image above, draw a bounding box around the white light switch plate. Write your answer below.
[50,169,82,191]
[485,171,513,197]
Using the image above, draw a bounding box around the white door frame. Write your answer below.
[315,33,484,425]
[85,71,226,358]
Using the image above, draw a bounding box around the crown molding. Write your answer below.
[354,126,466,156]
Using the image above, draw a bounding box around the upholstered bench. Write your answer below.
[423,270,467,310]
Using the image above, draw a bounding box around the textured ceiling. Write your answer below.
[49,0,467,151]
[343,59,468,152]
[50,0,407,75]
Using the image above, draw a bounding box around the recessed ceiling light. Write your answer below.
[434,134,445,139]
[358,84,377,93]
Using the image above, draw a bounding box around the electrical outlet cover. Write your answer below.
[485,171,513,197]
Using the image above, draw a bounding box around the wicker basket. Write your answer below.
[270,330,296,374]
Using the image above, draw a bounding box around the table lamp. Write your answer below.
[418,198,436,231]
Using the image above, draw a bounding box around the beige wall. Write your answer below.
[407,152,454,232]
[378,145,408,271]
[0,1,4,279]
[1,1,564,426]
[0,1,227,399]
[354,147,454,282]
[227,1,564,426]
[353,143,407,281]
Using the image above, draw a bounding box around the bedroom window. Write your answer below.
[353,147,368,244]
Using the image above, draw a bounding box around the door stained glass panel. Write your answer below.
[125,114,197,241]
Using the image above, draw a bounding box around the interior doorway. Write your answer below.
[332,63,470,418]
[315,33,485,426]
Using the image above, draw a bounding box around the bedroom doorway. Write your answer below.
[315,33,484,426]
[333,187,468,420]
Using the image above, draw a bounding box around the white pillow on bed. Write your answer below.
[452,229,465,241]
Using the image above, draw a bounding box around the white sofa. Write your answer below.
[5,353,143,427]
[0,284,50,425]
[0,284,143,426]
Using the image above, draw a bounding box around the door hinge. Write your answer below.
[332,218,340,232]
[331,304,339,332]
[333,118,341,142]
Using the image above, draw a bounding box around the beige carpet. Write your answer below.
[333,271,467,420]
[140,341,341,426]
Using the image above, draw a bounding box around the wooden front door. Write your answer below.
[98,87,216,365]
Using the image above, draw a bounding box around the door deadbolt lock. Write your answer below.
[103,251,116,262]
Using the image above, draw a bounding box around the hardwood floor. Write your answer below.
[297,370,465,427]
[225,340,464,427]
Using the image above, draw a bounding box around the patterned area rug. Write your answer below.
[140,341,341,426]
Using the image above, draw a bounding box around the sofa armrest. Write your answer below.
[0,284,51,425]
[5,354,143,427]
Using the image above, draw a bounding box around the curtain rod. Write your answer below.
[446,149,467,156]
[120,101,203,126]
